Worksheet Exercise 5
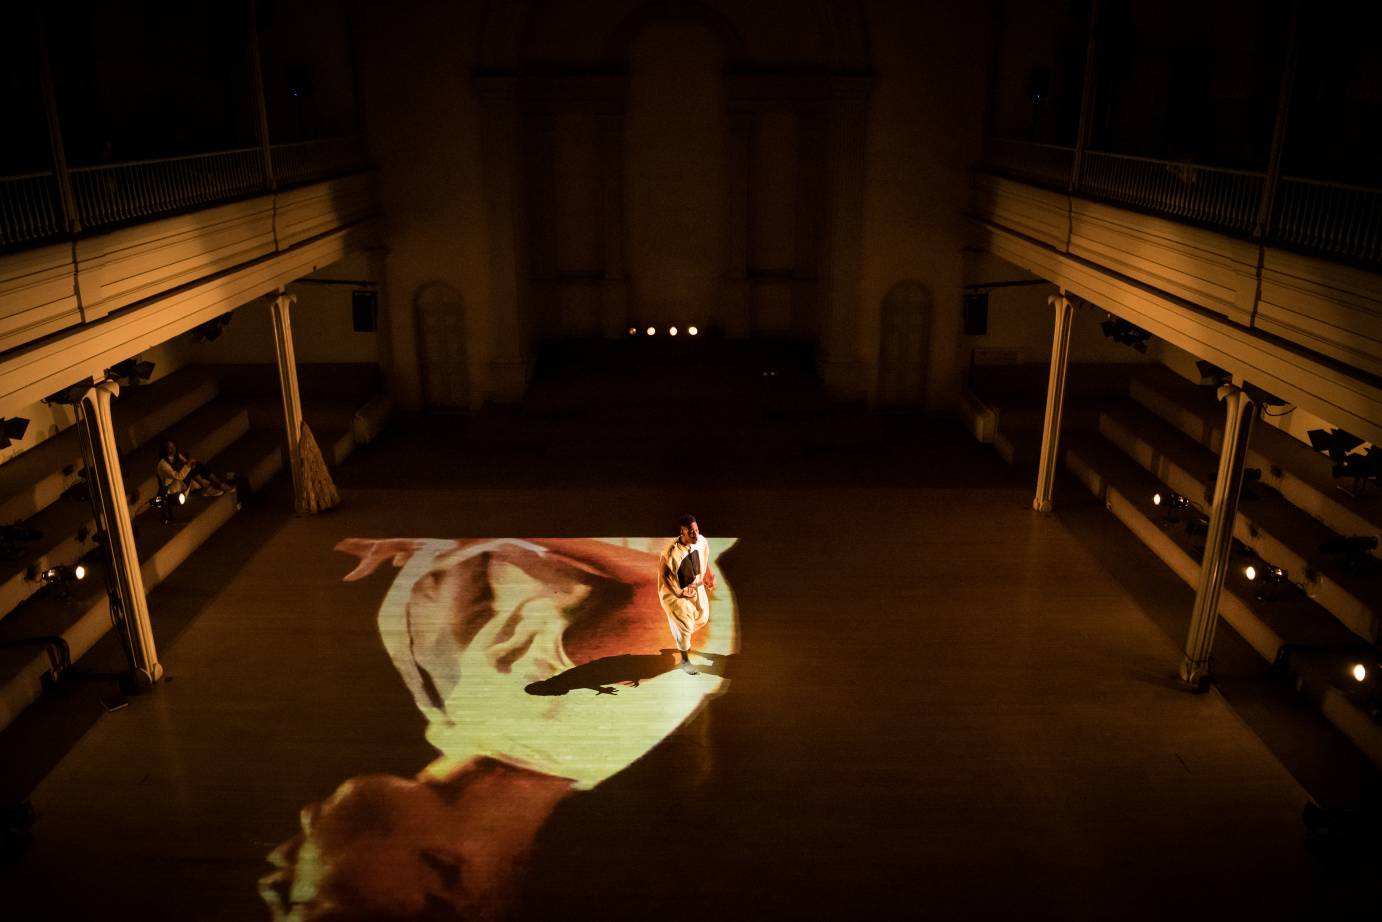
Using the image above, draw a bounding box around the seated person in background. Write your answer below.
[156,439,226,497]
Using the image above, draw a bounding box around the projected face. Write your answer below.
[262,536,736,920]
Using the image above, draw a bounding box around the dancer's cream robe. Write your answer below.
[658,534,712,652]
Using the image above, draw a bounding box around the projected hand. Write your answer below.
[335,538,425,580]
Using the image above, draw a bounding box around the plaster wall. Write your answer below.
[356,0,493,410]
[857,0,992,411]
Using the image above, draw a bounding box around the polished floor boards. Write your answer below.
[1,417,1371,919]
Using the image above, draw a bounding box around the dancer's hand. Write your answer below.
[335,538,426,580]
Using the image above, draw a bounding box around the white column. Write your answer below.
[1033,292,1076,513]
[270,290,303,502]
[76,380,161,686]
[1180,384,1256,690]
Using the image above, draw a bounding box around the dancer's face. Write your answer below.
[262,774,471,919]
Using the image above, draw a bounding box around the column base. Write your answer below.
[1177,658,1213,693]
[132,662,164,688]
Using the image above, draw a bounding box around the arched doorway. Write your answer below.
[415,281,467,411]
[878,280,931,406]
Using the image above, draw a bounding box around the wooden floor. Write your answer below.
[0,354,1374,918]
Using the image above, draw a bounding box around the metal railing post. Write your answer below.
[1069,0,1101,193]
[1255,1,1299,240]
[247,0,276,191]
[37,20,80,234]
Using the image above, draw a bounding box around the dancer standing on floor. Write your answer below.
[659,514,715,674]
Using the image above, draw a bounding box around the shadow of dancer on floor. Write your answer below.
[263,536,740,920]
[526,653,679,696]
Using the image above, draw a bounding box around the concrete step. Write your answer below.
[0,426,284,735]
[0,367,220,530]
[0,430,82,530]
[0,494,99,628]
[109,366,220,456]
[1130,364,1382,550]
[1063,432,1382,769]
[122,397,251,514]
[0,399,251,627]
[1100,400,1382,643]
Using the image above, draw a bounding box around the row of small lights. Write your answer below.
[628,326,699,337]
[1154,490,1375,685]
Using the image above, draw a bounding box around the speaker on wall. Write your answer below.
[963,291,989,336]
[352,290,378,332]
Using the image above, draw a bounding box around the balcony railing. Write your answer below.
[0,172,62,248]
[1274,176,1382,266]
[70,147,264,231]
[271,137,368,187]
[1079,151,1262,236]
[983,139,1382,268]
[0,137,369,249]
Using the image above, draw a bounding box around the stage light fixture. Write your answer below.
[192,312,234,342]
[0,416,31,449]
[1153,491,1191,514]
[107,357,155,385]
[1354,663,1368,682]
[1244,565,1257,581]
[628,326,637,336]
[1100,316,1152,353]
[689,326,699,336]
[669,326,678,336]
[28,563,87,585]
[1253,564,1291,600]
[150,489,188,524]
[646,327,655,336]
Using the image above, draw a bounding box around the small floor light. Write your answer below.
[688,326,699,336]
[1353,663,1368,682]
[669,326,678,336]
[646,326,655,336]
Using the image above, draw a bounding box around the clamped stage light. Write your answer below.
[150,489,188,524]
[1153,491,1192,513]
[1249,564,1291,600]
[106,357,155,385]
[27,564,88,595]
[0,416,30,450]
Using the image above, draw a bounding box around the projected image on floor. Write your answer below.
[260,536,737,919]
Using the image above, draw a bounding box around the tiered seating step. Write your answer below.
[0,426,283,733]
[1063,432,1382,768]
[0,431,83,530]
[1130,364,1382,549]
[1100,399,1382,643]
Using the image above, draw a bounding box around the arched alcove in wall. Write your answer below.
[415,281,468,411]
[877,280,931,406]
[624,20,728,330]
